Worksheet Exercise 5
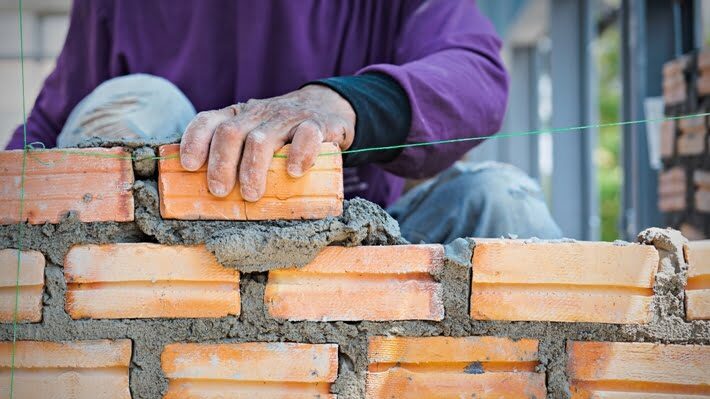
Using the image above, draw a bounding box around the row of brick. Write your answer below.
[663,49,710,107]
[658,167,710,214]
[0,144,344,225]
[660,117,709,160]
[6,239,709,323]
[2,338,708,398]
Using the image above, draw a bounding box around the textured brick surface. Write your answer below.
[660,120,675,158]
[567,341,710,397]
[686,240,710,320]
[0,339,131,399]
[0,147,134,224]
[0,249,44,323]
[158,143,343,220]
[470,241,659,323]
[658,167,687,212]
[65,243,240,319]
[366,336,545,398]
[265,245,444,321]
[162,342,338,398]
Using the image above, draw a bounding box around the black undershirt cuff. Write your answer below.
[308,73,411,167]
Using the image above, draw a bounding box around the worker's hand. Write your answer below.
[179,85,355,201]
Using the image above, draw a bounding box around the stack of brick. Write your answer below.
[660,49,710,239]
[0,145,709,398]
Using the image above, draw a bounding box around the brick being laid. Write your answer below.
[0,147,134,224]
[366,336,545,398]
[686,240,710,320]
[161,342,338,399]
[264,245,444,321]
[0,339,131,399]
[158,143,343,220]
[64,243,240,319]
[0,249,44,323]
[470,240,659,323]
[567,341,710,397]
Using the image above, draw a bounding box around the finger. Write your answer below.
[180,106,236,171]
[287,119,324,177]
[206,118,248,197]
[239,129,283,202]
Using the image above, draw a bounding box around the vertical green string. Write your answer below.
[10,0,28,397]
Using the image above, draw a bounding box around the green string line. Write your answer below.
[20,112,710,164]
[11,0,28,397]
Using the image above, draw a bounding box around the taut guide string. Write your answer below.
[7,0,705,396]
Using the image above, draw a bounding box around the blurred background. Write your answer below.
[0,0,708,241]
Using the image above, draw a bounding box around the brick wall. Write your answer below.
[0,145,708,398]
[660,50,710,238]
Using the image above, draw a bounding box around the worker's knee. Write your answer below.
[391,161,563,243]
[452,162,563,239]
[58,74,196,147]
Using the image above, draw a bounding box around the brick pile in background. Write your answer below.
[0,145,708,398]
[660,49,710,239]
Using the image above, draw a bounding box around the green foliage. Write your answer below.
[596,25,622,241]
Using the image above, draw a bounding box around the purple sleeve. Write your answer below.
[359,0,508,178]
[5,0,112,149]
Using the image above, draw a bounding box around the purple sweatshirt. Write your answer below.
[7,0,508,208]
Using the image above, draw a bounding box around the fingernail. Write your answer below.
[287,164,302,177]
[182,155,197,170]
[209,181,227,197]
[241,186,258,201]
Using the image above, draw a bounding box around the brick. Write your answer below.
[662,56,689,78]
[65,243,239,319]
[366,336,545,398]
[0,147,134,224]
[678,115,706,135]
[158,143,343,220]
[686,240,710,320]
[699,74,710,96]
[658,167,686,212]
[699,50,710,72]
[677,131,707,156]
[697,189,710,213]
[0,339,131,399]
[470,241,659,323]
[696,170,710,188]
[567,341,710,397]
[265,245,444,321]
[162,342,338,398]
[680,223,706,241]
[0,249,44,322]
[660,120,675,158]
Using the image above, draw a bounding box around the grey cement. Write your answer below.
[134,180,405,272]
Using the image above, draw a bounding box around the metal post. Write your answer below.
[620,0,678,239]
[550,0,599,240]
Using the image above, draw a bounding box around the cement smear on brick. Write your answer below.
[134,180,406,271]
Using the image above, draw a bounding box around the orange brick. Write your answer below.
[265,245,444,321]
[699,74,710,96]
[0,249,44,322]
[658,167,687,212]
[158,143,343,220]
[64,243,239,319]
[677,131,707,156]
[0,147,134,224]
[567,341,710,397]
[0,339,131,399]
[470,241,659,323]
[162,342,338,399]
[660,121,675,158]
[686,240,710,320]
[678,115,706,135]
[366,336,545,398]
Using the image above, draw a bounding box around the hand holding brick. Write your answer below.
[158,143,343,220]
